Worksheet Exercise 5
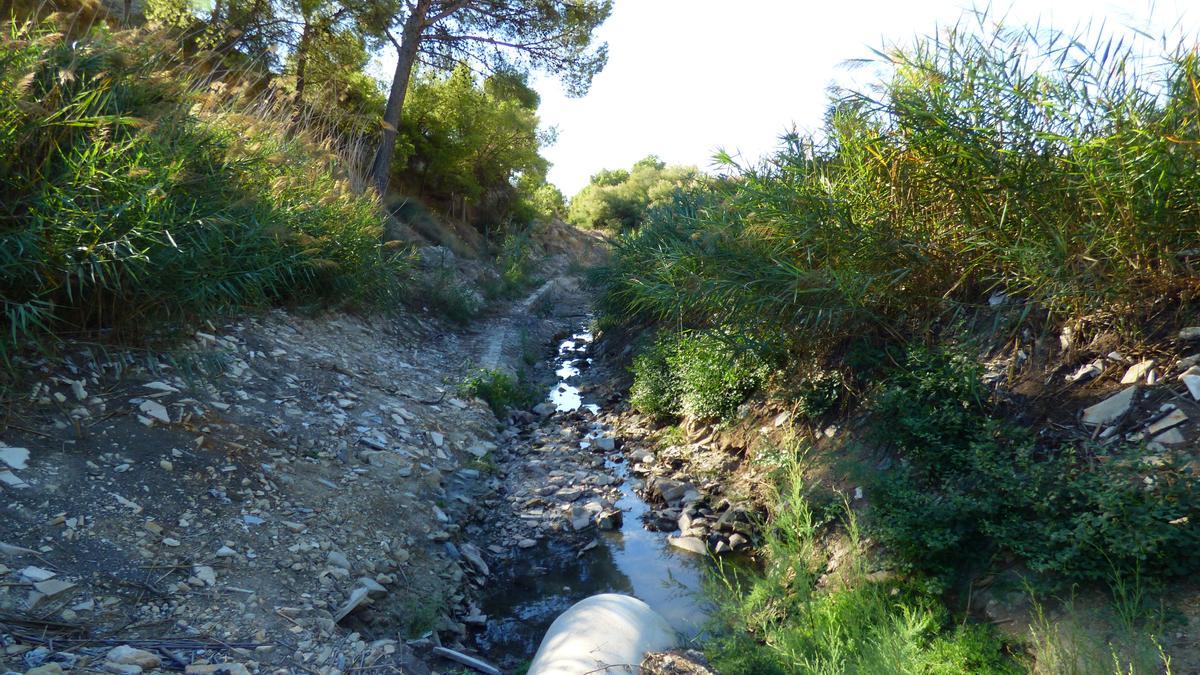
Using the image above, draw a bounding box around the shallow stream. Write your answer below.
[475,327,714,662]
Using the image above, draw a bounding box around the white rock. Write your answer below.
[106,645,161,669]
[1179,327,1200,340]
[71,380,88,400]
[667,536,708,555]
[0,445,30,470]
[34,579,76,597]
[333,586,371,622]
[0,470,28,489]
[144,381,180,393]
[20,566,56,582]
[138,400,171,424]
[327,551,351,570]
[430,431,445,448]
[1081,386,1137,426]
[594,436,616,451]
[1154,428,1186,444]
[1067,361,1104,383]
[193,565,216,586]
[1183,374,1200,400]
[216,546,237,558]
[1121,359,1156,384]
[162,538,181,547]
[1147,409,1188,435]
[356,576,388,597]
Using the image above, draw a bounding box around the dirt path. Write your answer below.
[0,274,591,674]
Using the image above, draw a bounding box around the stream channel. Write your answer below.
[474,325,716,664]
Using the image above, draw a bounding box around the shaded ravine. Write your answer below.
[474,325,715,664]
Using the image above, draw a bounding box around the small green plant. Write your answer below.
[868,345,1200,587]
[460,368,536,415]
[410,268,483,324]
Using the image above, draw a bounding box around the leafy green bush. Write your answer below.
[629,338,682,420]
[672,331,770,421]
[869,346,1200,586]
[794,371,844,420]
[629,330,770,422]
[0,22,402,364]
[460,368,536,415]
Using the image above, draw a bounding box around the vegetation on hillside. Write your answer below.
[0,20,402,364]
[393,65,562,229]
[594,14,1200,673]
[2,0,604,367]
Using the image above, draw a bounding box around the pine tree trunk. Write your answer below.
[294,19,313,113]
[369,0,430,198]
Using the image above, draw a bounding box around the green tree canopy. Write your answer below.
[394,64,555,225]
[568,155,703,230]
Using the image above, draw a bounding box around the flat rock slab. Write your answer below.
[1082,386,1137,426]
[0,446,29,470]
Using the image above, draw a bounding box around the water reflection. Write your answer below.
[476,323,713,666]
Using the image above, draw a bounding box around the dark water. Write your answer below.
[474,327,713,664]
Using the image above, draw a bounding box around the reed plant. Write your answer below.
[596,14,1200,349]
[0,14,404,368]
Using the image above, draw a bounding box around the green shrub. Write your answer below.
[705,451,1018,674]
[869,346,1200,586]
[408,269,483,324]
[629,338,682,420]
[460,368,535,415]
[794,371,844,420]
[671,331,770,421]
[629,330,770,422]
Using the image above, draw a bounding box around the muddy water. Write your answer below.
[475,327,714,663]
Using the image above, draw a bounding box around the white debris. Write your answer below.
[138,399,171,424]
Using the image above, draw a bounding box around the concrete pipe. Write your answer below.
[527,593,677,674]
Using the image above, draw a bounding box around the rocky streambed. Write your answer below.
[464,325,758,670]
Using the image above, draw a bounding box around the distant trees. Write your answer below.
[568,156,704,230]
[367,0,612,196]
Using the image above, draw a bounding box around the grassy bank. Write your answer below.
[590,14,1199,674]
[1,19,404,368]
[706,443,1017,674]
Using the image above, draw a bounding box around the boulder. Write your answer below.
[667,536,708,556]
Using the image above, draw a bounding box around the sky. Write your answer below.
[532,0,1196,195]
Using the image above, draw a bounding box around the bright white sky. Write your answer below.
[533,0,1196,195]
